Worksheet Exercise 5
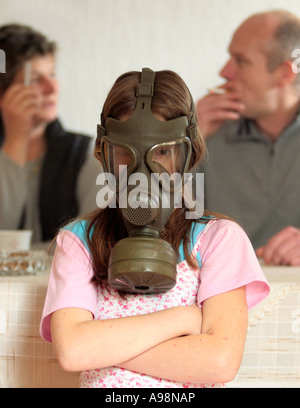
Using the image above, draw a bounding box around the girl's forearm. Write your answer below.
[51,305,201,372]
[118,288,248,385]
[118,332,239,385]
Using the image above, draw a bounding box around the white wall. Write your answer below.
[1,0,300,137]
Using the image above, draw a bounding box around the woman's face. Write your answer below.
[11,53,59,125]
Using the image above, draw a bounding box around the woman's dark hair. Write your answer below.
[0,23,56,95]
[85,70,229,287]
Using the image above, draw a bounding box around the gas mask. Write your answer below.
[97,68,197,294]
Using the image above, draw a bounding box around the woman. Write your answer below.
[40,69,269,388]
[0,24,100,245]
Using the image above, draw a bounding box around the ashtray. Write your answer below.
[0,250,50,276]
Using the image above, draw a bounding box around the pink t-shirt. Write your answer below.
[40,218,270,387]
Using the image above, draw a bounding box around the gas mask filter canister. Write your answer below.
[97,68,197,294]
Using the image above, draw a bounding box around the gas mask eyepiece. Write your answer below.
[97,68,197,294]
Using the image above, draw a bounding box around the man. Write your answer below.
[0,24,101,246]
[197,10,300,266]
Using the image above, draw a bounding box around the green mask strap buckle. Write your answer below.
[136,68,155,98]
[134,68,156,115]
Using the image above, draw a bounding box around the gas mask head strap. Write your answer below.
[131,67,156,119]
[97,68,155,141]
[135,68,197,144]
[97,68,197,143]
[136,68,155,98]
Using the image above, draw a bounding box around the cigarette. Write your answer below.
[208,87,227,95]
[24,61,31,86]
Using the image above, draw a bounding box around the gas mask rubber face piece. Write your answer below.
[97,68,197,294]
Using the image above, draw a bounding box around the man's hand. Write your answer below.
[256,226,300,266]
[196,88,245,138]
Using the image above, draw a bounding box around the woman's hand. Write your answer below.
[0,84,40,164]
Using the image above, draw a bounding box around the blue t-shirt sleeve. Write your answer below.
[62,219,92,253]
[178,221,208,265]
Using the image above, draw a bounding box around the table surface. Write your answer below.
[261,265,300,282]
[0,270,80,388]
[0,265,300,388]
[229,265,300,388]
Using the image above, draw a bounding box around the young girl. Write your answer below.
[40,69,270,388]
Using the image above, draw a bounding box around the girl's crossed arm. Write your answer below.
[51,302,202,372]
[51,286,247,385]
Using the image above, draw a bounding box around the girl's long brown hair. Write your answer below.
[84,70,229,287]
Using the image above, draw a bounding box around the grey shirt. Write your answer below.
[0,142,102,247]
[199,116,300,249]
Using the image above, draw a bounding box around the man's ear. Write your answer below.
[277,60,298,87]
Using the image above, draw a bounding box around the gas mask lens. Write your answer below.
[101,136,191,192]
[147,138,191,190]
[101,137,136,184]
[150,140,188,174]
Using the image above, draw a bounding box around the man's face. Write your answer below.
[12,53,59,125]
[219,18,281,120]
